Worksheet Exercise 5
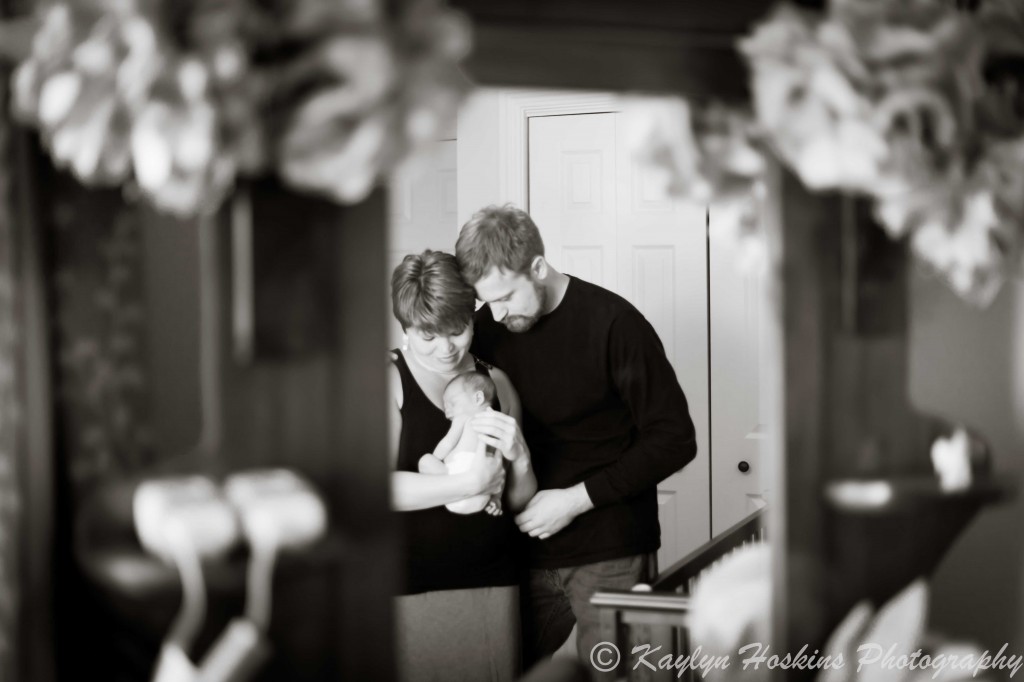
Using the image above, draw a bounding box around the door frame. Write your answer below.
[497,90,621,210]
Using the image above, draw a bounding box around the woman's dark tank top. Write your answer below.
[392,350,518,595]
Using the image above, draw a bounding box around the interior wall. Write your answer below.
[386,120,459,347]
[908,274,1024,652]
[456,89,503,224]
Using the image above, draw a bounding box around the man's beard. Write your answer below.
[502,281,547,333]
[503,314,539,332]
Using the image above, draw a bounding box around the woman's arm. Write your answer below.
[480,368,537,512]
[388,363,505,511]
[392,469,503,511]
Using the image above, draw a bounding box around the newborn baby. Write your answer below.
[418,371,503,515]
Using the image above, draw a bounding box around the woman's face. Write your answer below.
[405,324,473,373]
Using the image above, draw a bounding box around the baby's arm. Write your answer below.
[417,454,448,474]
[422,422,483,472]
[433,417,467,461]
[417,418,467,474]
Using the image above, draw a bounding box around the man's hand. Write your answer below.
[470,408,530,464]
[515,483,594,540]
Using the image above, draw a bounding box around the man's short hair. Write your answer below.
[456,204,545,284]
[445,371,496,403]
[390,250,475,335]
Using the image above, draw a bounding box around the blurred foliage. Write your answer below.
[11,0,471,216]
[741,0,1024,305]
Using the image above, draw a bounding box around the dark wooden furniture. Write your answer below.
[766,172,1016,666]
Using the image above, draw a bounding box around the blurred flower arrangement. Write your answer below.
[11,0,471,217]
[624,97,769,274]
[625,0,1024,304]
[10,0,1024,305]
[741,0,1024,305]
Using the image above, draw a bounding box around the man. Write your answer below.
[455,204,698,671]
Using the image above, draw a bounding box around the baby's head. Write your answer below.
[442,372,496,420]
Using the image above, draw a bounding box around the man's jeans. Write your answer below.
[522,554,650,670]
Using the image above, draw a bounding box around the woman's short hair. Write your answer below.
[391,250,476,335]
[456,204,545,284]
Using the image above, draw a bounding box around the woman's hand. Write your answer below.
[470,408,530,464]
[465,450,506,497]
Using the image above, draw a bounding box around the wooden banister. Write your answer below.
[652,508,766,593]
[589,508,767,680]
[590,592,692,618]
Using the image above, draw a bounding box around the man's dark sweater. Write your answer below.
[471,275,698,569]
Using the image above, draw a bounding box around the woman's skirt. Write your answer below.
[394,585,519,682]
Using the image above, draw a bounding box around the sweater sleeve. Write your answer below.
[582,308,698,506]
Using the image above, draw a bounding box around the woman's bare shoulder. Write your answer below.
[387,352,403,408]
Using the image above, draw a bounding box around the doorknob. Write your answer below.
[738,461,751,474]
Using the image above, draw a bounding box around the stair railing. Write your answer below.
[590,508,767,681]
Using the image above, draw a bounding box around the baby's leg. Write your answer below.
[484,493,503,516]
[418,454,448,475]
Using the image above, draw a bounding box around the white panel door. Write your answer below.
[613,116,711,568]
[529,113,711,568]
[525,114,618,293]
[387,140,459,347]
[709,217,771,534]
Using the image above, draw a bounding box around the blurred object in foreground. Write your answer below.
[197,469,326,682]
[129,469,327,682]
[11,0,472,216]
[930,428,973,492]
[134,475,240,681]
[741,0,1024,306]
[819,579,998,682]
[622,95,768,275]
[687,543,771,667]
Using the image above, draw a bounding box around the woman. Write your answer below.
[389,250,537,682]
